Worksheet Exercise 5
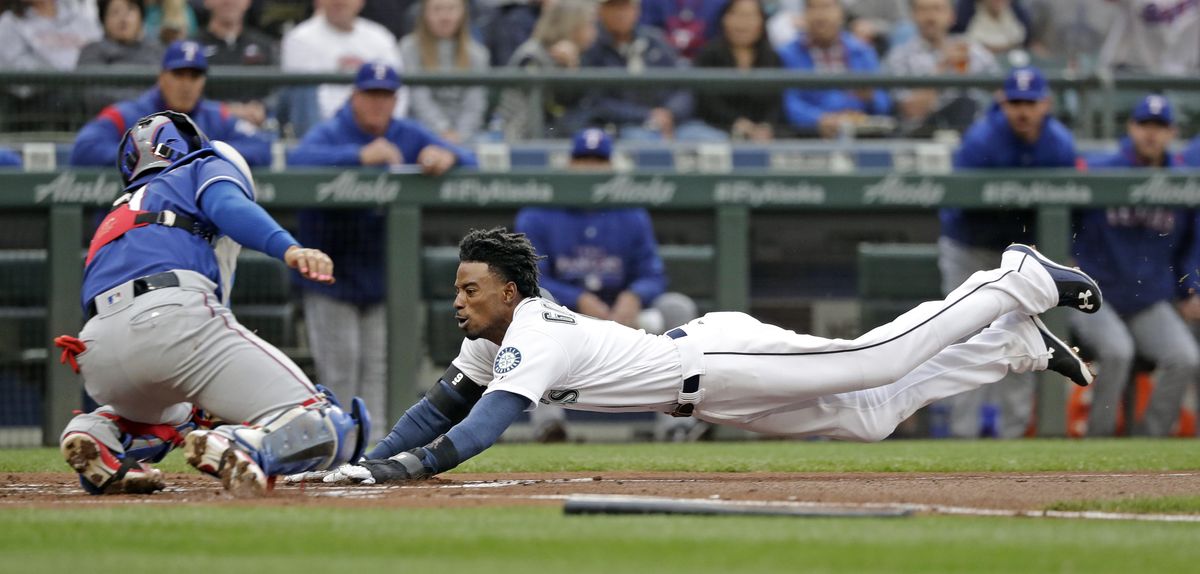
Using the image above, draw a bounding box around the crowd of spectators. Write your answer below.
[0,0,1168,143]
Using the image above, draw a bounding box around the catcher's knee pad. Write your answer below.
[229,398,370,476]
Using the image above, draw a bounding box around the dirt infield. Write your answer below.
[3,471,1197,515]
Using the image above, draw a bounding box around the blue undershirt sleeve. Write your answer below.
[417,390,531,474]
[365,394,455,459]
[200,180,299,260]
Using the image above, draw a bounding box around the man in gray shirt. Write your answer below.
[884,0,999,135]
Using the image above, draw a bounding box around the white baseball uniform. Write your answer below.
[451,249,1060,442]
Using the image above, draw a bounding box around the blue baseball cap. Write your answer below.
[355,62,402,92]
[1132,94,1173,125]
[1003,67,1047,102]
[571,128,612,160]
[162,40,207,72]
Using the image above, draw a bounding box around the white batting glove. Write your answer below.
[281,469,333,484]
[322,463,376,485]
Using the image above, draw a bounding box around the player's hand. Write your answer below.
[285,246,335,284]
[611,291,643,328]
[282,468,336,483]
[417,145,457,176]
[1178,295,1200,322]
[360,138,403,166]
[322,462,376,484]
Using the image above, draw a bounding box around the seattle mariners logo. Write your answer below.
[494,347,523,374]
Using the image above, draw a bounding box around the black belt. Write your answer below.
[667,328,701,417]
[86,271,181,319]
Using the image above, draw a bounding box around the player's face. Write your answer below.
[454,261,519,344]
[158,69,206,113]
[351,89,398,137]
[999,99,1048,143]
[1127,120,1175,165]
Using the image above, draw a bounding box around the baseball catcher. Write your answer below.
[58,111,369,496]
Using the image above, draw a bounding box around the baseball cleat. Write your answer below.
[61,432,165,495]
[219,447,269,498]
[183,429,229,478]
[1005,243,1103,313]
[1032,316,1094,387]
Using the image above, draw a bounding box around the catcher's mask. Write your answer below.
[118,111,209,187]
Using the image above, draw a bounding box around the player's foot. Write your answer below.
[1005,244,1102,314]
[220,447,269,498]
[184,429,270,497]
[61,432,165,495]
[1032,316,1094,387]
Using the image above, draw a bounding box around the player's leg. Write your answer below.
[303,291,364,417]
[687,243,1095,411]
[530,405,569,442]
[142,284,368,494]
[59,405,176,495]
[1068,305,1135,437]
[708,312,1054,441]
[1127,301,1200,436]
[934,238,996,438]
[357,302,388,443]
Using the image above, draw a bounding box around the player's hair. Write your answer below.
[458,227,541,298]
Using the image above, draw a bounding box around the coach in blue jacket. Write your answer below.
[287,62,476,438]
[777,0,890,138]
[937,66,1076,439]
[70,40,273,167]
[1075,95,1200,437]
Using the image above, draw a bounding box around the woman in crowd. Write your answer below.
[399,0,490,144]
[692,0,781,141]
[78,0,163,113]
[496,0,597,140]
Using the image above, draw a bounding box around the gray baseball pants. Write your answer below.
[1069,300,1199,436]
[61,270,320,453]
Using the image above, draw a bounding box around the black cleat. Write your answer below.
[1006,244,1102,313]
[1032,316,1094,387]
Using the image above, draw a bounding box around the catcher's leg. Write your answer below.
[59,405,192,495]
[183,397,370,497]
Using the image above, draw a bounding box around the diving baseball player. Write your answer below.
[58,111,369,496]
[298,227,1098,485]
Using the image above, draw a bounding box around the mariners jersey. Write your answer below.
[81,150,253,308]
[453,297,685,412]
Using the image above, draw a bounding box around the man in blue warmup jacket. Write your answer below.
[515,128,701,441]
[937,66,1077,439]
[1077,95,1200,437]
[777,0,891,138]
[69,40,274,168]
[287,62,476,439]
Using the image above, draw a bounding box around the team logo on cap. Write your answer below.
[1014,70,1034,91]
[1147,95,1166,114]
[494,347,523,373]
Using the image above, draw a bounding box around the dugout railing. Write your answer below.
[6,168,1196,444]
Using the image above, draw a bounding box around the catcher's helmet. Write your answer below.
[118,111,209,186]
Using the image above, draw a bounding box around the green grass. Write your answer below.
[0,506,1196,573]
[7,439,1200,474]
[1047,496,1200,515]
[5,440,1199,573]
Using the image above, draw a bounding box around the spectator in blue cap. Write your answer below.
[70,39,274,167]
[515,127,704,441]
[935,65,1076,439]
[287,62,477,438]
[1073,94,1200,437]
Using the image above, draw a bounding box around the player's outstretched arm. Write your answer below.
[326,390,529,484]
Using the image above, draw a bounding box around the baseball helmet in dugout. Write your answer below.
[117,111,210,186]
